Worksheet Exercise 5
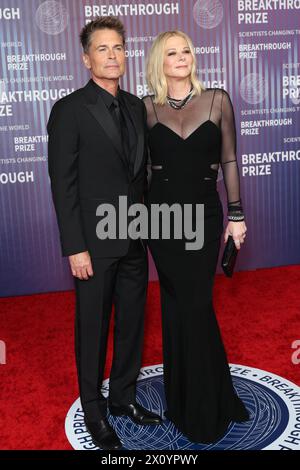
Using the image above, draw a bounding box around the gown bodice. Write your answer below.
[143,88,242,209]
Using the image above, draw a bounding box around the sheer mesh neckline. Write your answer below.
[143,89,218,141]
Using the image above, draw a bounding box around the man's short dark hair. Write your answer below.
[80,16,126,53]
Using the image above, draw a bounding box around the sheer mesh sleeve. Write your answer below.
[220,90,245,221]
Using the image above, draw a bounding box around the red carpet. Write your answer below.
[0,265,299,450]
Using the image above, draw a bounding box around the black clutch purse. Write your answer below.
[221,235,238,277]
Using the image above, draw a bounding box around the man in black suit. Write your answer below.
[47,16,161,450]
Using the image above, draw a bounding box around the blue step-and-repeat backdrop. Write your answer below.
[0,0,299,296]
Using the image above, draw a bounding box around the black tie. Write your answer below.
[112,97,121,133]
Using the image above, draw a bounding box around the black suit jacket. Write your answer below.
[47,79,148,258]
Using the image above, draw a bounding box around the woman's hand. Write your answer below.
[224,221,247,250]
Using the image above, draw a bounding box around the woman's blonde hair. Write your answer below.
[146,30,206,105]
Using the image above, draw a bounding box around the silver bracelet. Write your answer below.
[228,214,245,221]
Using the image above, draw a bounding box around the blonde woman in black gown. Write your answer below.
[143,31,249,443]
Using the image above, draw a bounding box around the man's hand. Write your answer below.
[69,251,94,280]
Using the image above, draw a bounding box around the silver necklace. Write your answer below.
[167,86,193,110]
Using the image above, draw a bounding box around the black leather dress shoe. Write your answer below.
[109,402,162,426]
[84,418,122,450]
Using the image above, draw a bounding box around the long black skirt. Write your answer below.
[148,235,249,443]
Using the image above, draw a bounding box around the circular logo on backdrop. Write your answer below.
[240,73,268,105]
[193,0,224,29]
[65,364,300,450]
[35,1,69,35]
[290,87,300,105]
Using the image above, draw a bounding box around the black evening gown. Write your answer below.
[142,88,249,444]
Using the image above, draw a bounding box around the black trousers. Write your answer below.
[74,239,148,422]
